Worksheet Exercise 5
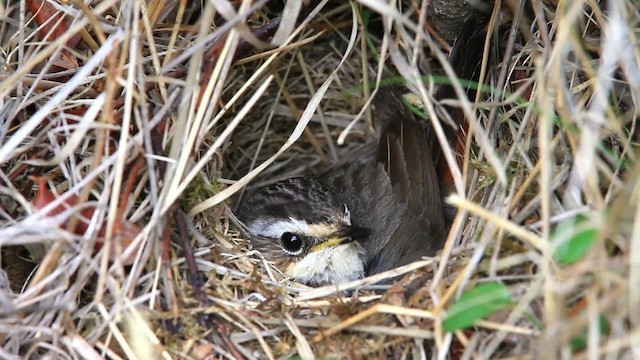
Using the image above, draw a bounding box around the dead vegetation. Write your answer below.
[1,0,639,358]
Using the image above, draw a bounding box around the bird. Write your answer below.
[236,21,486,286]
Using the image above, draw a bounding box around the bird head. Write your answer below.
[237,177,372,286]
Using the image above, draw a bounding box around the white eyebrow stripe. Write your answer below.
[248,218,340,239]
[248,219,306,238]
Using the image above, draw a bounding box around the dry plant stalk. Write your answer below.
[0,0,639,358]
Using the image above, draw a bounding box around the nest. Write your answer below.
[1,0,639,358]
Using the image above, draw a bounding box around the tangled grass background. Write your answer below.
[1,0,639,358]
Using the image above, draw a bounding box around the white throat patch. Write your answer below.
[285,242,365,285]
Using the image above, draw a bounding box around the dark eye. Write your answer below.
[280,232,303,254]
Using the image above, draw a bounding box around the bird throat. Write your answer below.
[284,242,366,286]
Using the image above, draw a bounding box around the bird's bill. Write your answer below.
[309,225,371,252]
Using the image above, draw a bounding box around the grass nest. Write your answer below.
[1,0,639,358]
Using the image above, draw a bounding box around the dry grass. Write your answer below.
[1,0,639,358]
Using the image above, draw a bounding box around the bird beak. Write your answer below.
[309,225,371,252]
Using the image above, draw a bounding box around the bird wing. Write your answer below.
[321,152,403,261]
[365,91,446,275]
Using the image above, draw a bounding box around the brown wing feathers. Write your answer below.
[376,109,443,226]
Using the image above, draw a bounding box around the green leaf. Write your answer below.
[552,214,599,266]
[443,282,512,332]
[361,8,371,27]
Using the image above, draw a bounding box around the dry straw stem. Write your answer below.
[1,0,640,358]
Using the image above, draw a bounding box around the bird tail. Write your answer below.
[364,19,490,274]
[430,18,489,197]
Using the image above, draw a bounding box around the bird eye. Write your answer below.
[280,232,304,254]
